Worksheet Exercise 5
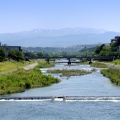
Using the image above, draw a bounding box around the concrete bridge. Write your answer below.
[39,56,114,65]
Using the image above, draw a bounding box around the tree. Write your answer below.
[8,50,24,61]
[15,50,24,61]
[0,48,6,62]
[95,44,107,55]
[37,52,44,58]
[24,52,37,59]
[95,46,101,54]
[8,50,16,60]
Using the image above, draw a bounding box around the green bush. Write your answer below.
[112,59,120,65]
[0,67,60,95]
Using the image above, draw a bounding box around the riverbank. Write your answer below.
[101,68,120,86]
[91,62,108,68]
[0,61,59,95]
[91,60,120,86]
[0,60,35,74]
[36,60,55,68]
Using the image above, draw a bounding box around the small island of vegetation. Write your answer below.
[47,69,94,77]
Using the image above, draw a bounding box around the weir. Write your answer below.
[0,96,120,102]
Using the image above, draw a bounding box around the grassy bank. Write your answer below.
[111,59,120,65]
[0,61,34,73]
[0,62,59,95]
[101,68,120,86]
[47,69,93,77]
[36,60,55,68]
[91,62,108,68]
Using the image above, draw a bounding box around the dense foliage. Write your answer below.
[8,50,24,61]
[0,64,59,95]
[94,37,120,58]
[101,68,120,86]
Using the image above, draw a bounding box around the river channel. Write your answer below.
[0,63,120,120]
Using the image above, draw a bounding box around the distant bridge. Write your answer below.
[39,56,114,65]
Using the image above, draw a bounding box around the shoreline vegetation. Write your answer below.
[47,69,95,77]
[90,61,120,87]
[111,59,120,65]
[101,68,120,86]
[0,61,59,95]
[36,60,55,68]
[0,59,120,95]
[91,62,108,68]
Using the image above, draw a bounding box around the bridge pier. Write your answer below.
[68,61,71,65]
[51,96,55,101]
[46,58,50,64]
[63,96,66,101]
[68,58,71,65]
[89,58,92,64]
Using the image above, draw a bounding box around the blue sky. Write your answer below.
[0,0,120,33]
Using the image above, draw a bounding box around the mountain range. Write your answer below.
[0,27,120,47]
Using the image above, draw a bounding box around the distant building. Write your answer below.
[0,42,22,56]
[111,36,120,43]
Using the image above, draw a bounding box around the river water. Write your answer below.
[0,63,120,120]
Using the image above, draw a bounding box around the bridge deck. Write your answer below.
[39,56,113,59]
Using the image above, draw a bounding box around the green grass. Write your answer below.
[0,60,34,73]
[36,60,55,68]
[0,66,60,95]
[91,62,108,68]
[101,68,120,86]
[112,59,120,65]
[0,60,59,95]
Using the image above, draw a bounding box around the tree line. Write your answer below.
[94,37,120,58]
[0,48,24,62]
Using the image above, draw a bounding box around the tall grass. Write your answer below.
[0,62,59,95]
[101,68,120,86]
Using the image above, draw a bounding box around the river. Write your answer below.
[0,63,120,120]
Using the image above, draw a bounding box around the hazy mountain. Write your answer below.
[0,28,120,47]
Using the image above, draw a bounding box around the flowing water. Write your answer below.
[0,63,120,120]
